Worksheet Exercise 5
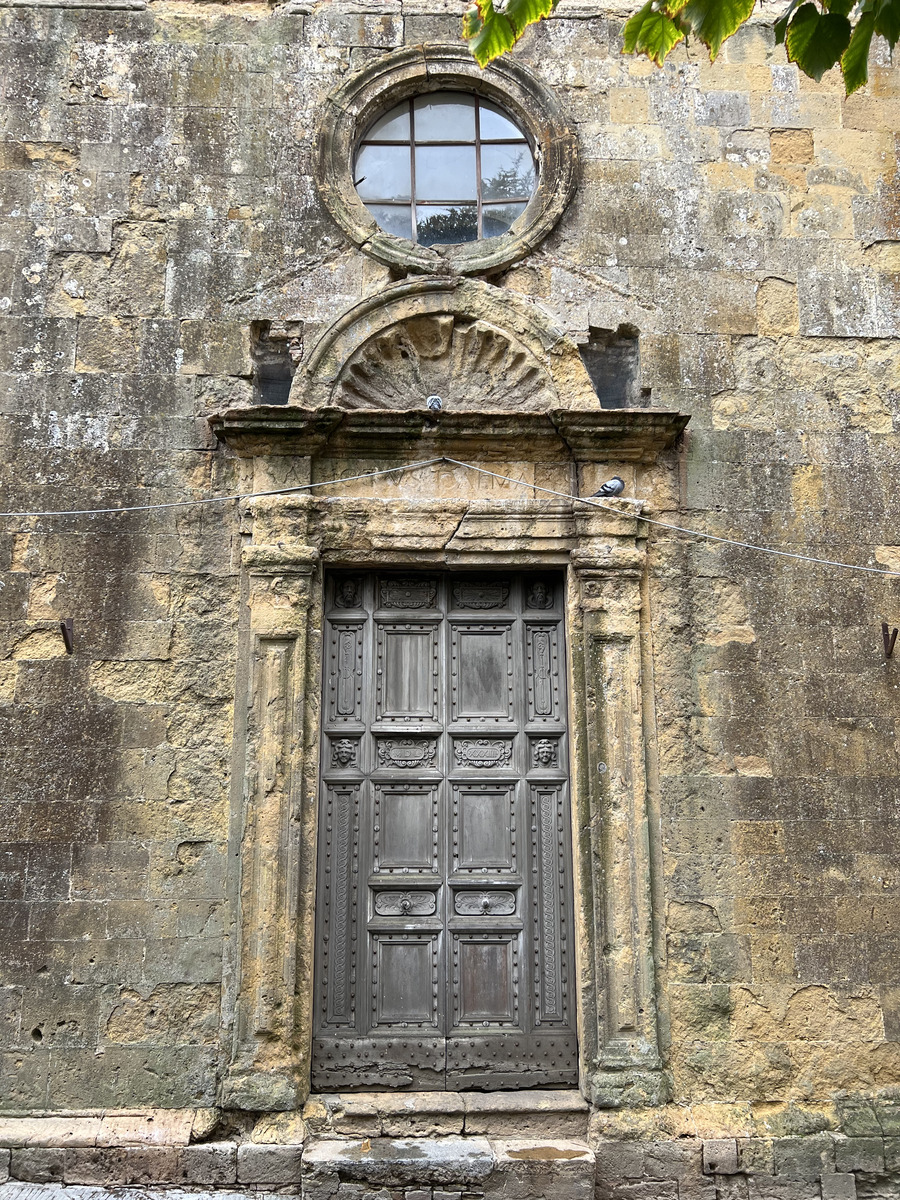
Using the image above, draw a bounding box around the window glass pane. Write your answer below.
[365,204,413,240]
[479,100,527,141]
[414,92,476,142]
[416,205,478,246]
[415,145,477,202]
[482,202,528,238]
[355,144,411,202]
[481,144,536,201]
[364,102,410,141]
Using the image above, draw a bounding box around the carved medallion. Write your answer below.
[454,739,513,769]
[531,738,558,768]
[454,890,516,916]
[452,581,510,610]
[526,581,553,609]
[375,891,437,916]
[380,578,437,609]
[334,578,361,609]
[331,738,359,768]
[377,738,438,769]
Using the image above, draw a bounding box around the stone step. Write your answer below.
[303,1090,590,1141]
[301,1135,595,1200]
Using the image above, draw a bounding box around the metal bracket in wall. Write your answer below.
[60,618,74,655]
[882,622,897,659]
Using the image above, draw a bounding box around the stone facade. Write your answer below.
[2,0,900,1197]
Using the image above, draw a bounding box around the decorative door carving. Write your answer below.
[313,572,577,1091]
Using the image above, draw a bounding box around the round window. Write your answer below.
[316,46,577,275]
[354,92,537,247]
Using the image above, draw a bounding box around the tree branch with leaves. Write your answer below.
[462,0,899,94]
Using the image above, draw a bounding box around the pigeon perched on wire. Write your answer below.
[592,476,625,498]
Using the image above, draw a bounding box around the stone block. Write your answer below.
[63,1145,180,1185]
[463,1091,587,1140]
[486,1139,594,1199]
[179,1141,237,1186]
[833,1137,884,1174]
[236,1143,303,1185]
[772,1134,834,1177]
[703,1139,740,1174]
[745,1175,819,1199]
[251,1113,307,1143]
[643,1139,703,1180]
[0,1148,7,1183]
[179,320,251,376]
[10,1146,65,1182]
[302,1137,494,1194]
[594,1140,645,1187]
[0,1117,102,1148]
[820,1175,857,1200]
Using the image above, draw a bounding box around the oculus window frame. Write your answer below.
[316,45,578,276]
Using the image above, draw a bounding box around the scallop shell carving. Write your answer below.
[334,315,556,411]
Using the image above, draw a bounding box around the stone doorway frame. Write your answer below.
[215,472,672,1112]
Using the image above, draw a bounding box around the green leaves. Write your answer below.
[623,1,687,64]
[461,0,900,96]
[678,0,757,58]
[463,0,559,67]
[840,6,875,92]
[784,3,851,80]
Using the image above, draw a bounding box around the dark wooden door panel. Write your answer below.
[313,572,575,1091]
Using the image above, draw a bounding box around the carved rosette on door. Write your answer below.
[313,573,577,1090]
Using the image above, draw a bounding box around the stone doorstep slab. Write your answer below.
[302,1135,595,1195]
[0,1112,197,1149]
[308,1090,589,1118]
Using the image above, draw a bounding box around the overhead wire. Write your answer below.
[1,452,898,580]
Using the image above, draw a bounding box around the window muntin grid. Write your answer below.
[355,92,537,247]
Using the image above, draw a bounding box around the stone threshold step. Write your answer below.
[304,1090,590,1140]
[303,1135,595,1200]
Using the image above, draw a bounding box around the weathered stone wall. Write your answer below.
[2,0,900,1183]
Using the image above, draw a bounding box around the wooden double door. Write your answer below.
[312,571,577,1090]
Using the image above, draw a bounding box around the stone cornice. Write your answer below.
[210,405,689,465]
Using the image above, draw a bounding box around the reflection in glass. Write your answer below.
[354,92,537,245]
[482,203,527,238]
[414,93,476,141]
[479,100,524,141]
[481,145,535,201]
[417,206,478,246]
[366,103,411,141]
[367,205,413,240]
[415,146,477,202]
[355,145,411,202]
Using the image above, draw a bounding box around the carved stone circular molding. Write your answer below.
[316,45,579,276]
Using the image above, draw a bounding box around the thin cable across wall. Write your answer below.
[2,454,899,581]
